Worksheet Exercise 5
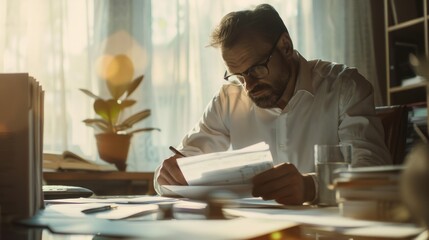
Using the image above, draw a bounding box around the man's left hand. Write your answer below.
[252,162,314,205]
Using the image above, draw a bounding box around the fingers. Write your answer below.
[157,154,188,186]
[252,163,305,205]
[253,162,297,184]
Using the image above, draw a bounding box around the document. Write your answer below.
[163,184,253,199]
[165,142,274,198]
[177,142,273,186]
[46,203,158,220]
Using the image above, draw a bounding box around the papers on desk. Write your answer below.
[224,207,425,238]
[46,203,158,220]
[163,184,253,199]
[27,195,425,239]
[45,195,179,204]
[27,195,300,239]
[164,142,273,198]
[27,215,298,239]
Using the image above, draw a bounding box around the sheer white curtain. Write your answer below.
[0,0,98,158]
[0,0,381,171]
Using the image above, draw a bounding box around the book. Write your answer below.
[43,151,117,172]
[333,165,409,222]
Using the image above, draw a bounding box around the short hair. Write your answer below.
[209,4,289,49]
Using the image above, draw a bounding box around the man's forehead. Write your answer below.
[221,38,271,70]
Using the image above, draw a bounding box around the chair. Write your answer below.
[375,105,409,165]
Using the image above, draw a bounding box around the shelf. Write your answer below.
[390,82,427,93]
[388,17,425,31]
[385,0,427,106]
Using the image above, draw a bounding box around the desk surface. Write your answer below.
[5,212,423,240]
[3,195,425,240]
[43,171,155,195]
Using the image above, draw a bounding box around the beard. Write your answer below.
[248,83,283,108]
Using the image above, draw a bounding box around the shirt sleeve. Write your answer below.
[179,87,232,154]
[337,70,392,166]
[153,87,233,195]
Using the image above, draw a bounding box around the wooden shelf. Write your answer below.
[385,0,428,106]
[389,81,427,93]
[388,17,425,31]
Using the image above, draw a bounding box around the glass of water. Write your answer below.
[314,144,352,206]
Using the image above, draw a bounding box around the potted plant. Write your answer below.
[80,74,160,171]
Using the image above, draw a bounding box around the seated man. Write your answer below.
[154,4,391,205]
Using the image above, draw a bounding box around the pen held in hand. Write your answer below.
[82,205,117,214]
[169,146,186,157]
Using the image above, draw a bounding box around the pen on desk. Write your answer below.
[169,146,186,157]
[82,205,117,214]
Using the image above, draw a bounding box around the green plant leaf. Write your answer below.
[80,88,102,100]
[106,99,121,126]
[120,109,151,128]
[126,75,144,98]
[119,100,136,110]
[128,127,161,135]
[83,119,111,132]
[94,99,111,122]
[107,82,128,100]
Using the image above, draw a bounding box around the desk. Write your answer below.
[3,197,425,240]
[43,171,155,196]
[4,217,422,240]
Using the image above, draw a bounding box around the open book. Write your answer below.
[163,142,274,198]
[43,151,117,172]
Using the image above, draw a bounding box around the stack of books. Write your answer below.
[43,151,117,172]
[333,165,409,222]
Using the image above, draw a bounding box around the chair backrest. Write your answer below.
[375,105,409,165]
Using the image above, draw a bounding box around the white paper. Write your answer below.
[343,224,425,238]
[163,184,253,199]
[46,203,158,220]
[177,142,273,186]
[45,196,178,204]
[41,217,297,239]
[224,207,385,228]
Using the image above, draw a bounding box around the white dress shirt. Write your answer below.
[154,51,391,195]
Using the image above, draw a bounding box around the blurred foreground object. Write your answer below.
[401,142,429,230]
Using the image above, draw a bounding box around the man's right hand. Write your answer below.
[157,154,188,185]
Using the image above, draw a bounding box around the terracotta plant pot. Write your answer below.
[95,133,132,171]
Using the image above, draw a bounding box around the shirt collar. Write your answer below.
[294,51,315,95]
[276,51,315,109]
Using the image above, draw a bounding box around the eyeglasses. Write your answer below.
[223,35,282,83]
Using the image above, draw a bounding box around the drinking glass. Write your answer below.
[314,144,352,206]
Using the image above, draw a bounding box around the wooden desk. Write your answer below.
[43,171,155,196]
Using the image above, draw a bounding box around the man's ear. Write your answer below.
[279,32,294,58]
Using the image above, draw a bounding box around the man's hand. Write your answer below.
[157,154,188,186]
[252,163,315,205]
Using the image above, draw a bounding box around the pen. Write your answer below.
[82,205,117,214]
[169,146,186,157]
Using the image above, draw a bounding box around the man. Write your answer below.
[155,4,391,205]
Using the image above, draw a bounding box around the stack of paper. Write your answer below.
[0,73,44,222]
[163,142,274,199]
[333,165,409,222]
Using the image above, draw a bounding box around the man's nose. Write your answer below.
[242,75,258,91]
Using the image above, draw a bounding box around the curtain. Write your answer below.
[0,0,98,158]
[0,0,381,171]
